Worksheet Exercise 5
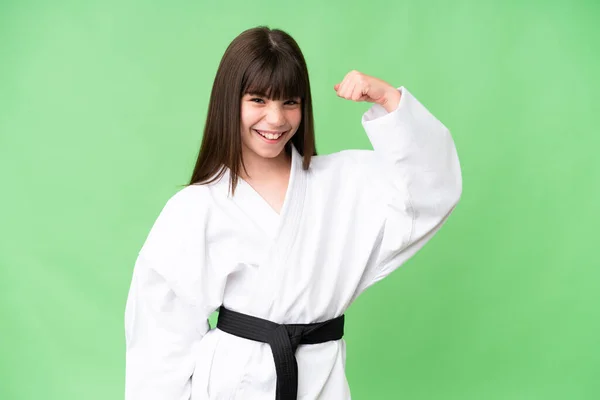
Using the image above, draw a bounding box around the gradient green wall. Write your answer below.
[1,0,598,398]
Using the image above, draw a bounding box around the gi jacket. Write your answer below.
[125,87,463,400]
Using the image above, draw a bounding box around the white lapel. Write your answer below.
[247,144,307,316]
[270,143,306,260]
[215,144,308,316]
[219,144,306,241]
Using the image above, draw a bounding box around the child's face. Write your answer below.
[240,93,302,161]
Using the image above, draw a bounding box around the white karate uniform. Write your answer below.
[124,87,462,399]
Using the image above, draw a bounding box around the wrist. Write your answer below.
[381,87,401,113]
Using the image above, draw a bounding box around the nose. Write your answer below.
[265,103,286,126]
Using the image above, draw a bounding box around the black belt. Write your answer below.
[216,306,345,400]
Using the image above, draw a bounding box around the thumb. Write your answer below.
[334,83,340,91]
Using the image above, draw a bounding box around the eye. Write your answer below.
[285,99,301,106]
[249,97,265,104]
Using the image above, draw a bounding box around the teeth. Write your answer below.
[256,130,284,140]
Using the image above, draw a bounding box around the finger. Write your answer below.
[347,83,361,101]
[340,71,357,94]
[342,81,356,100]
[334,83,340,91]
[337,77,350,98]
[342,73,359,99]
[350,83,365,101]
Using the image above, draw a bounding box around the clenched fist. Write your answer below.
[334,70,401,113]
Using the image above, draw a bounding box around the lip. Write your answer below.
[254,129,287,134]
[254,129,287,143]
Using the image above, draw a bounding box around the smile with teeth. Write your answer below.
[254,130,286,140]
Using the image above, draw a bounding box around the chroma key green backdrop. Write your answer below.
[1,0,598,399]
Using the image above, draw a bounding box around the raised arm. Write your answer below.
[335,71,462,291]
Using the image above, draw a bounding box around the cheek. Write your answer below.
[289,110,302,127]
[241,108,260,129]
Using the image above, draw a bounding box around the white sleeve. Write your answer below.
[124,191,221,400]
[358,86,463,289]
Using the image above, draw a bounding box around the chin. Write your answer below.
[242,133,292,160]
[254,147,285,159]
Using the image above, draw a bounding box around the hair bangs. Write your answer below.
[242,52,306,101]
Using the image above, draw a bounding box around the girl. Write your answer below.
[125,26,462,400]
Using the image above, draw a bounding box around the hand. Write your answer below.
[334,70,401,112]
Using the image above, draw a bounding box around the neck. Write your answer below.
[239,147,292,183]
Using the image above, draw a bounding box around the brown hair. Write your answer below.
[185,26,317,195]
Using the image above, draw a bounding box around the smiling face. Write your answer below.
[240,92,302,162]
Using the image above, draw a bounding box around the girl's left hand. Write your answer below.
[334,70,401,112]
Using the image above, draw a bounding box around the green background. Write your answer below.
[1,0,598,398]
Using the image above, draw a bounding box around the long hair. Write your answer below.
[186,26,317,196]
